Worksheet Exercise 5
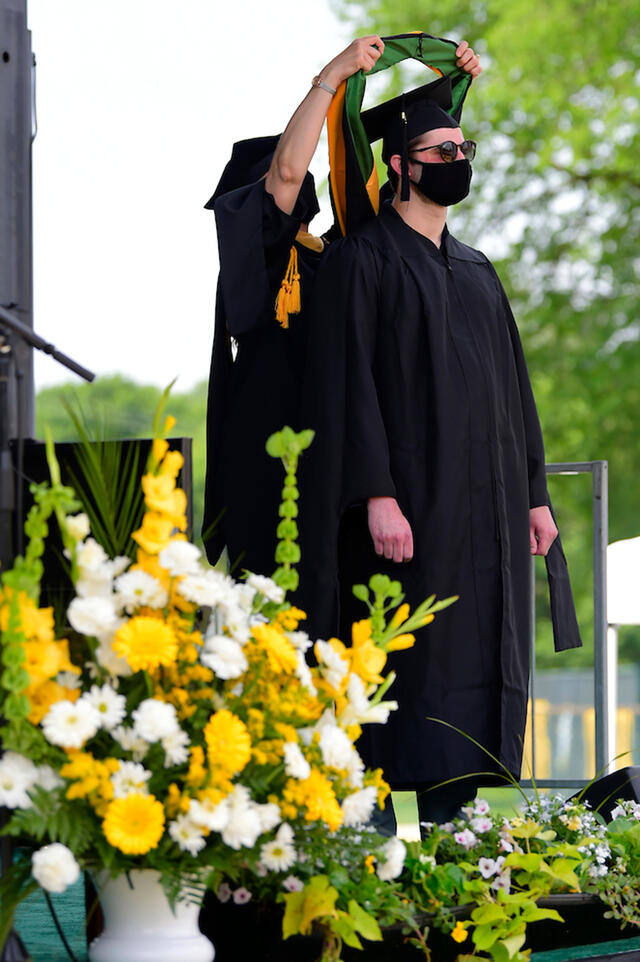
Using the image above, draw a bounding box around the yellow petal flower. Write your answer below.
[132,513,175,555]
[385,633,415,652]
[103,793,165,855]
[113,616,178,672]
[160,450,184,479]
[390,603,410,629]
[204,709,252,777]
[451,921,468,943]
[251,624,298,674]
[152,439,169,465]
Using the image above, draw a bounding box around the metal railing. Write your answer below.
[522,460,609,789]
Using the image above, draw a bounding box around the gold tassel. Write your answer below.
[275,246,300,329]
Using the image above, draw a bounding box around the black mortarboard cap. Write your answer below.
[204,134,320,224]
[361,75,461,202]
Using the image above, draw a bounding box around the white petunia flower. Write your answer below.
[111,725,149,761]
[67,596,119,638]
[42,700,100,748]
[220,786,263,850]
[491,871,511,893]
[282,875,304,892]
[474,799,491,815]
[161,728,190,767]
[283,742,311,780]
[245,573,285,604]
[200,635,248,679]
[132,699,179,742]
[0,753,39,808]
[470,816,493,834]
[110,761,151,798]
[341,787,378,827]
[189,796,231,833]
[216,883,232,903]
[83,684,126,731]
[114,570,168,613]
[478,857,498,879]
[158,541,202,577]
[169,814,207,855]
[65,513,90,542]
[376,836,406,881]
[232,887,252,905]
[260,823,297,872]
[454,829,478,850]
[32,844,81,893]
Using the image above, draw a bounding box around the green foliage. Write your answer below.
[332,0,640,665]
[35,375,208,544]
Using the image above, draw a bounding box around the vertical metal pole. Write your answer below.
[593,461,609,775]
[607,625,618,768]
[0,0,35,439]
[529,555,537,779]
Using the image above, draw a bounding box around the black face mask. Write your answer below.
[411,158,472,207]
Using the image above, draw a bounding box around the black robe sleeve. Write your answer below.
[491,267,582,653]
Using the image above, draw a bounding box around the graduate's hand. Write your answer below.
[529,506,558,556]
[319,36,385,90]
[367,497,414,563]
[456,41,482,78]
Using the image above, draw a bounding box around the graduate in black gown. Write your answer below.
[299,86,582,831]
[202,38,483,574]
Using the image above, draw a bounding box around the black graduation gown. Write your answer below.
[298,202,581,786]
[202,180,323,573]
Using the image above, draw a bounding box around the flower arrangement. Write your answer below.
[400,790,640,961]
[0,420,453,960]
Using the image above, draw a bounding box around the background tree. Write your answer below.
[330,0,640,665]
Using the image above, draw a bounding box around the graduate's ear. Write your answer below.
[389,154,403,178]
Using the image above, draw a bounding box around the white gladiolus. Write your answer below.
[65,513,90,542]
[131,699,179,742]
[376,836,406,881]
[32,844,81,893]
[42,700,101,748]
[158,541,202,576]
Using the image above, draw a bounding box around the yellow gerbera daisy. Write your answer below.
[113,616,177,672]
[251,624,298,674]
[204,709,251,777]
[103,793,165,854]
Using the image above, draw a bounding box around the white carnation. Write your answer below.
[294,651,317,694]
[314,639,349,691]
[169,814,207,855]
[42,700,100,748]
[161,728,190,767]
[218,605,251,644]
[319,725,356,771]
[83,684,126,730]
[200,635,247,679]
[341,787,378,827]
[75,568,114,600]
[76,537,108,571]
[110,761,151,798]
[159,541,202,577]
[0,753,38,808]
[256,802,281,833]
[287,630,312,653]
[177,570,236,608]
[245,574,284,604]
[376,836,406,881]
[283,742,311,780]
[220,786,263,850]
[32,844,81,894]
[131,699,179,741]
[189,796,230,832]
[114,570,168,613]
[67,596,119,637]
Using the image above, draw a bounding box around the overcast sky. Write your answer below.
[28,0,351,391]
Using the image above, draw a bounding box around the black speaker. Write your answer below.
[570,766,640,821]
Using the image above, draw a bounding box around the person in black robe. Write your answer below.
[201,38,482,574]
[298,89,582,832]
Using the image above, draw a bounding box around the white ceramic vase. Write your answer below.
[88,869,214,962]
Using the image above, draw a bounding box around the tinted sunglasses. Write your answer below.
[410,139,477,163]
